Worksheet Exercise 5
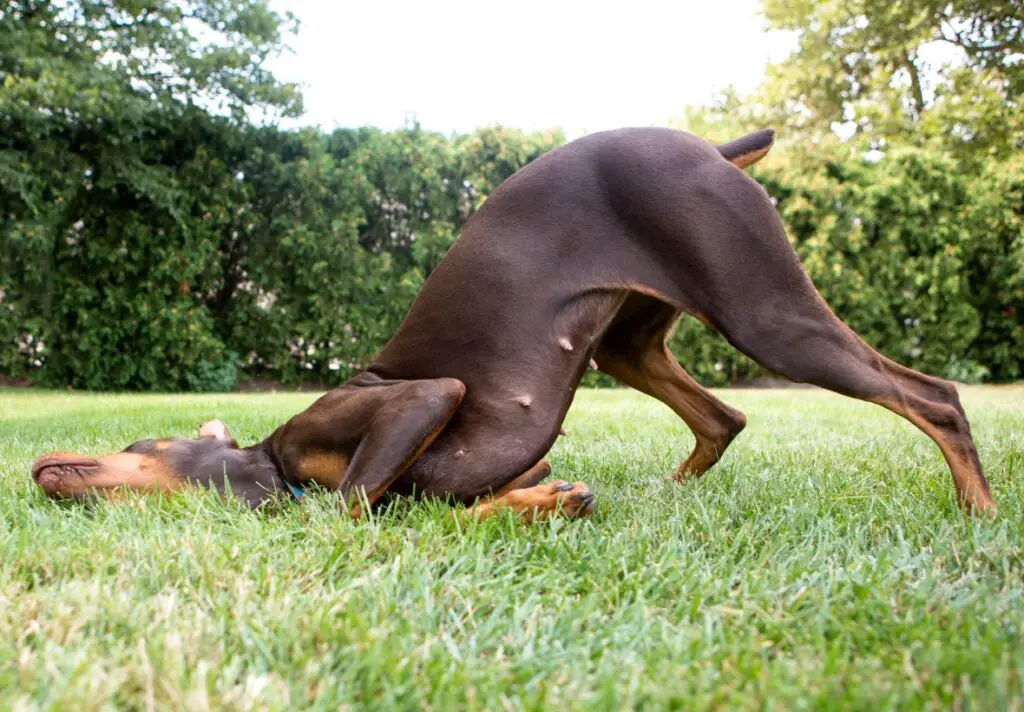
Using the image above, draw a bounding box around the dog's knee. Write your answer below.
[409,377,466,409]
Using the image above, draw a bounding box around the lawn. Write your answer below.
[1,385,1022,710]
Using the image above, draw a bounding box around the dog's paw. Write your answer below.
[545,480,596,517]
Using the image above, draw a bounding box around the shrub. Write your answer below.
[2,127,1019,390]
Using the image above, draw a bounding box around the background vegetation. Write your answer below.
[1,0,1021,391]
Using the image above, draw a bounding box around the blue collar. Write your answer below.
[285,480,305,501]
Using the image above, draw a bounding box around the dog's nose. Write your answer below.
[31,453,99,496]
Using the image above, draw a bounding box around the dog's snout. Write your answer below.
[31,453,99,479]
[31,453,100,496]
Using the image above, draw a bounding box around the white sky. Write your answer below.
[268,0,796,138]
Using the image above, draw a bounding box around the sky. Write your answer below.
[268,0,797,138]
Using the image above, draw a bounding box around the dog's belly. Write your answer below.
[381,290,629,501]
[391,386,573,501]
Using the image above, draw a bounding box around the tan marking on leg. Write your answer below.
[596,342,745,480]
[468,480,595,522]
[492,460,551,498]
[873,395,995,515]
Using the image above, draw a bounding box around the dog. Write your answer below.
[31,128,996,520]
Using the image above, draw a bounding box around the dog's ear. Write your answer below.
[716,129,775,170]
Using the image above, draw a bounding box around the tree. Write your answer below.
[0,0,301,389]
[667,1,1024,385]
[757,0,1022,157]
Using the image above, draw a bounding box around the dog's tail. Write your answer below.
[716,129,775,170]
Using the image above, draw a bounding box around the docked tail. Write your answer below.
[716,129,775,169]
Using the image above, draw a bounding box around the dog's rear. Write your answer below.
[587,128,993,512]
[375,126,992,512]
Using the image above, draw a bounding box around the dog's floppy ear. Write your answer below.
[716,129,775,170]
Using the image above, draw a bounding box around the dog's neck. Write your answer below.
[176,440,296,507]
[250,440,306,500]
[244,440,301,499]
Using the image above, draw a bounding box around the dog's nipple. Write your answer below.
[558,337,573,352]
[455,449,466,458]
[516,395,533,408]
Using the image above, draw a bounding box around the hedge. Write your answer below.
[1,122,1020,390]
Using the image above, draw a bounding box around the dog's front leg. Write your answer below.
[335,378,465,518]
[465,478,596,522]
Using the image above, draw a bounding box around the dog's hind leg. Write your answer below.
[671,161,994,513]
[599,344,746,480]
[491,459,551,496]
[595,294,746,480]
[723,309,994,512]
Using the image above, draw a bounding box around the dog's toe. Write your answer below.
[557,482,595,517]
[577,491,596,514]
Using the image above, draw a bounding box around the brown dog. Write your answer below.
[31,128,995,519]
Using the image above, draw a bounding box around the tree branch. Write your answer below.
[901,50,926,119]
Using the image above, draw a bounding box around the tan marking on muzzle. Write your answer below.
[32,450,182,499]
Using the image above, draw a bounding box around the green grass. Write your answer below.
[1,386,1022,710]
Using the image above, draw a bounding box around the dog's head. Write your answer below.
[31,420,288,508]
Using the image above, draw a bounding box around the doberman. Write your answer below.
[31,128,996,520]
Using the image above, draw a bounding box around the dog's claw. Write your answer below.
[546,480,596,517]
[564,488,595,517]
[577,492,596,513]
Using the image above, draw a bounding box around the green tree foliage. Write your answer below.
[0,76,562,388]
[667,141,1024,385]
[667,0,1022,385]
[1,0,1019,390]
[0,0,301,389]
[214,124,564,387]
[758,0,1022,158]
